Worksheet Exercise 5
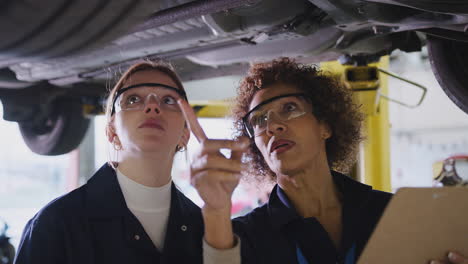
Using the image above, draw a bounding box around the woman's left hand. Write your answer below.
[431,251,468,264]
[177,99,247,211]
[178,99,247,249]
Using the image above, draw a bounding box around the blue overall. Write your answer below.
[233,171,392,264]
[14,164,204,264]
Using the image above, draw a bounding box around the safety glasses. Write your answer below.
[242,93,310,138]
[111,83,187,115]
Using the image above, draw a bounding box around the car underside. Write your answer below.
[1,0,467,155]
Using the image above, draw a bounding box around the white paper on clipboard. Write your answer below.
[358,187,468,264]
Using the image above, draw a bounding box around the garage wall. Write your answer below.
[388,50,468,192]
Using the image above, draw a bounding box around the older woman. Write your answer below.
[188,58,467,264]
[230,57,385,264]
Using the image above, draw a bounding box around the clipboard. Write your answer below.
[358,187,468,264]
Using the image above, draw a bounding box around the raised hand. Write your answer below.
[178,99,248,249]
[190,139,248,211]
[177,99,248,212]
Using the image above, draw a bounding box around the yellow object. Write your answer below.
[83,104,105,116]
[432,160,444,180]
[343,66,380,89]
[321,58,391,192]
[190,100,232,118]
[343,66,380,115]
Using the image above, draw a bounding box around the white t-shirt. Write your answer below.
[116,168,240,264]
[116,169,171,250]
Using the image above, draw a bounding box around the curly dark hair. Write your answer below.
[232,57,364,182]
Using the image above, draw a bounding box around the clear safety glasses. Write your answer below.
[111,83,187,115]
[242,93,311,138]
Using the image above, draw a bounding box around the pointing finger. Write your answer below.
[177,99,208,143]
[201,138,249,153]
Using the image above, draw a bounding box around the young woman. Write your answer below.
[188,58,467,264]
[14,60,239,264]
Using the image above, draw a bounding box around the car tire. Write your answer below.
[18,99,90,156]
[426,35,468,114]
[0,0,158,59]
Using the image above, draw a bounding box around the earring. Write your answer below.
[176,144,186,152]
[113,137,123,151]
[113,143,123,151]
